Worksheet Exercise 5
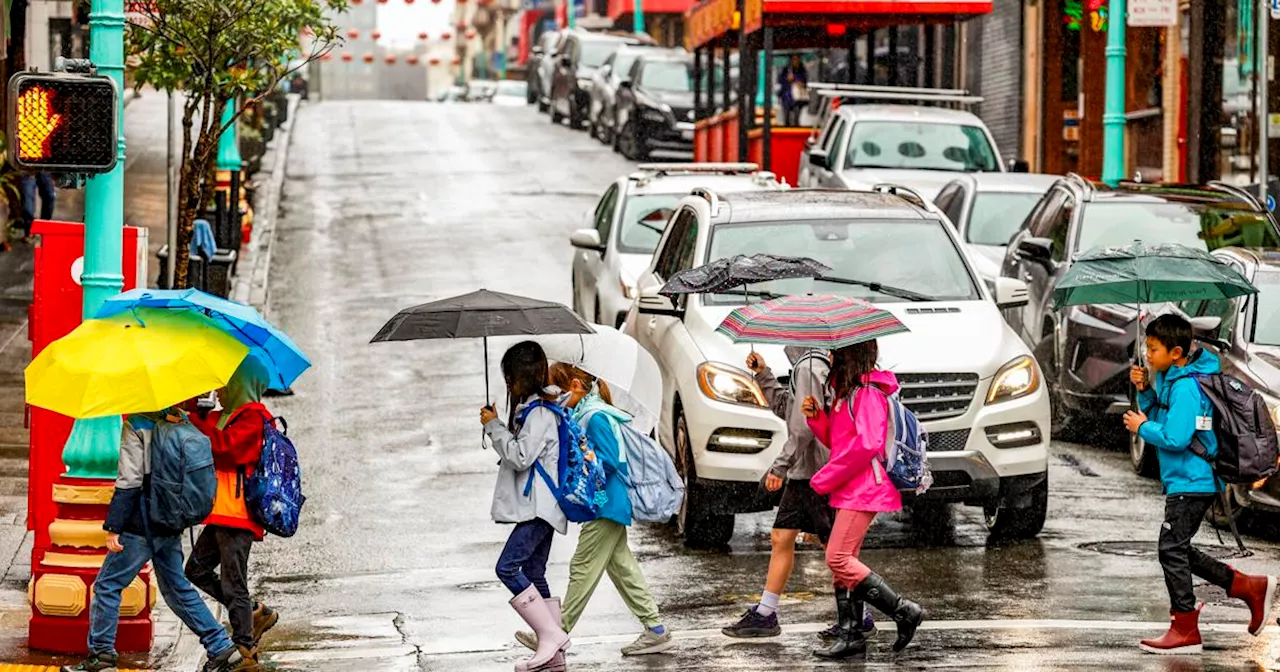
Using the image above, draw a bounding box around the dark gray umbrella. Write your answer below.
[371,289,593,402]
[659,254,832,297]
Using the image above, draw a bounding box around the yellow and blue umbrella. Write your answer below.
[25,308,249,419]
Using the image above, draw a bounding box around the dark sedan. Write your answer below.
[549,31,650,128]
[999,177,1280,447]
[587,44,655,145]
[614,50,695,160]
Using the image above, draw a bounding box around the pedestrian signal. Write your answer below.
[7,72,118,173]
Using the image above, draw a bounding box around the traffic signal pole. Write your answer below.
[1100,0,1126,186]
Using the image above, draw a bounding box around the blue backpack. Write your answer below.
[849,387,933,494]
[520,401,608,523]
[139,414,217,533]
[582,412,684,524]
[245,417,305,538]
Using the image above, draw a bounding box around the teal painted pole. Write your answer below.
[1101,0,1127,186]
[62,0,127,480]
[216,102,242,171]
[634,0,644,34]
[568,0,576,29]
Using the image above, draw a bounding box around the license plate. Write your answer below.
[681,130,693,141]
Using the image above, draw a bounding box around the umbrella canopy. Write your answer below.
[534,324,661,435]
[370,289,593,342]
[1052,241,1259,310]
[717,294,909,349]
[95,288,311,390]
[659,254,832,297]
[26,308,249,419]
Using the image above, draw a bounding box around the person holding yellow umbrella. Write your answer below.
[26,308,260,672]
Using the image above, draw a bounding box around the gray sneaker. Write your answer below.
[621,629,675,656]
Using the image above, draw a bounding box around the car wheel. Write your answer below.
[569,99,585,129]
[611,119,623,152]
[984,476,1048,540]
[675,410,735,548]
[1130,433,1158,478]
[551,101,565,124]
[527,83,538,105]
[1208,487,1246,531]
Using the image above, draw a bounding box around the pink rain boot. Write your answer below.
[510,586,570,672]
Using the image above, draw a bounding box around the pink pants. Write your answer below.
[826,509,877,589]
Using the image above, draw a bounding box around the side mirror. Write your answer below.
[636,276,685,318]
[1008,158,1030,173]
[1015,236,1053,263]
[994,277,1030,309]
[570,228,605,252]
[1190,315,1223,337]
[808,150,829,170]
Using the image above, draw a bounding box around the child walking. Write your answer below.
[1123,314,1275,654]
[481,341,571,672]
[512,363,673,656]
[723,347,874,642]
[802,339,924,659]
[187,354,280,666]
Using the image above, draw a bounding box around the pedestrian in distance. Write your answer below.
[18,171,56,239]
[1124,314,1276,654]
[481,341,571,672]
[778,54,809,127]
[62,410,250,672]
[512,363,674,656]
[187,354,281,667]
[723,348,876,642]
[801,339,925,659]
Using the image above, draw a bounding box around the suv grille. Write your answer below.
[898,373,980,422]
[672,107,694,123]
[927,429,970,453]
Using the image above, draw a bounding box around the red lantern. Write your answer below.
[351,0,362,3]
[347,28,360,39]
[385,54,397,64]
[419,31,429,40]
[456,20,466,30]
[341,52,353,62]
[429,57,441,65]
[408,55,420,65]
[432,0,442,4]
[377,0,389,3]
[440,31,452,39]
[363,53,375,63]
[372,30,383,39]
[321,53,333,61]
[465,28,477,39]
[825,24,847,36]
[450,57,461,65]
[406,0,415,4]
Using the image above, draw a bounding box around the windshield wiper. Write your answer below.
[816,276,934,302]
[712,288,784,301]
[635,220,665,234]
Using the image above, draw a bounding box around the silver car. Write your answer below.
[932,173,1060,283]
[570,164,785,329]
[800,104,1007,199]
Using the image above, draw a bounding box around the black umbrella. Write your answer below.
[659,254,832,297]
[371,289,593,403]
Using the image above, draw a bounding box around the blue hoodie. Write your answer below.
[572,389,634,527]
[1137,348,1221,496]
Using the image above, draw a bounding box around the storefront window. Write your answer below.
[1219,1,1259,187]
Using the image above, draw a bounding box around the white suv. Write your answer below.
[626,186,1051,547]
[570,163,785,329]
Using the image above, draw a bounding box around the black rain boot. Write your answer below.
[813,587,867,659]
[855,573,924,652]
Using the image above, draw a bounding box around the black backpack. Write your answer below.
[1189,373,1279,484]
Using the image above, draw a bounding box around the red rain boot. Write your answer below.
[1139,603,1203,655]
[1228,570,1277,636]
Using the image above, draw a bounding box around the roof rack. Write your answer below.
[872,183,939,214]
[690,187,722,215]
[809,83,983,106]
[1205,181,1266,210]
[1064,172,1095,197]
[636,162,759,175]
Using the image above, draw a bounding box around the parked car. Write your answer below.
[571,163,784,330]
[613,50,695,161]
[1172,248,1280,523]
[550,31,651,128]
[492,80,529,106]
[933,173,1060,283]
[800,104,1007,199]
[529,30,562,110]
[588,44,656,144]
[626,186,1050,547]
[998,177,1280,455]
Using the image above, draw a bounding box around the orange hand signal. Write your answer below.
[16,86,63,161]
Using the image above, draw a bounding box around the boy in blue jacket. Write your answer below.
[1124,314,1275,655]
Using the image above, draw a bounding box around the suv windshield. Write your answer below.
[641,60,693,92]
[1077,201,1280,253]
[619,194,680,254]
[845,121,999,172]
[1252,270,1280,347]
[968,192,1045,245]
[615,52,642,80]
[580,40,620,68]
[704,219,980,304]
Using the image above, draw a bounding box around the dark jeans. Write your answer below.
[185,525,255,647]
[18,173,55,234]
[782,104,801,127]
[1159,494,1234,612]
[496,519,555,597]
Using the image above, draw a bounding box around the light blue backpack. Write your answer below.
[585,412,685,523]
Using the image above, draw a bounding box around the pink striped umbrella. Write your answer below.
[716,294,909,349]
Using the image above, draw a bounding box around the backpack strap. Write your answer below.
[520,401,565,499]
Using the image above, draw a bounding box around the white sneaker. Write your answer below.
[621,629,675,656]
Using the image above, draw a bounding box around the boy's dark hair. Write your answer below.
[500,341,552,429]
[1145,313,1193,354]
[830,339,879,402]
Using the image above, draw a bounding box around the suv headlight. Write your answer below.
[642,107,667,123]
[985,356,1040,405]
[697,362,766,407]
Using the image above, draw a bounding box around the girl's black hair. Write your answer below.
[500,341,553,429]
[830,339,879,402]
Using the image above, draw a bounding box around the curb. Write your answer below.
[157,601,223,672]
[232,93,300,314]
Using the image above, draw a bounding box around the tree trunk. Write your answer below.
[174,96,229,289]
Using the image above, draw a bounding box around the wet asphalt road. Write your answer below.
[253,100,1280,671]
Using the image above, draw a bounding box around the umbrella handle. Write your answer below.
[483,336,490,450]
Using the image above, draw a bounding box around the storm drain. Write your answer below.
[1078,540,1252,560]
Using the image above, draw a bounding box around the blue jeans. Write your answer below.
[18,173,55,233]
[88,532,235,657]
[496,519,554,597]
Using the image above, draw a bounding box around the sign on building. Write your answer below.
[1127,0,1177,26]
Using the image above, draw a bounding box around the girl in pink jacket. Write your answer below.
[803,339,925,659]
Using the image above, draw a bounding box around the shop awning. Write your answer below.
[608,0,696,20]
[686,0,991,49]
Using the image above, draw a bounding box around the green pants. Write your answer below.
[561,519,661,632]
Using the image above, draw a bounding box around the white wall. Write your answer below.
[26,0,75,72]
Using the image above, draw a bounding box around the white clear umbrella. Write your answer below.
[536,324,661,435]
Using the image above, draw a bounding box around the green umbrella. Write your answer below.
[1053,241,1258,310]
